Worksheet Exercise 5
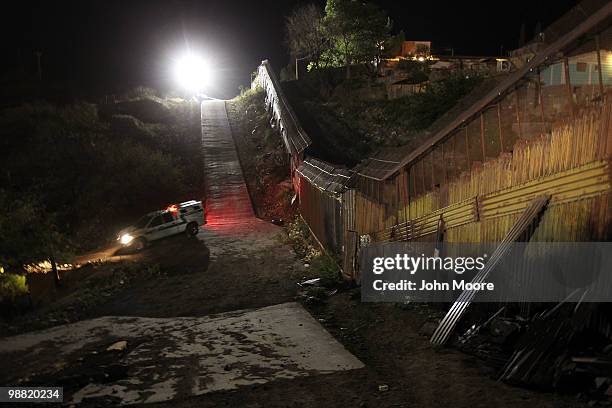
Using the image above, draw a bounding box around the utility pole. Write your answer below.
[295,55,310,80]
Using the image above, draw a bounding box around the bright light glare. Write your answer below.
[120,233,134,245]
[174,53,210,92]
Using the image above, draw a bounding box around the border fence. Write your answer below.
[253,1,612,281]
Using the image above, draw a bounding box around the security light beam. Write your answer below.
[174,53,210,93]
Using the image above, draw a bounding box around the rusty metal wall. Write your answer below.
[298,173,344,255]
[341,189,359,280]
[252,6,612,281]
[254,61,353,262]
[372,160,611,243]
[370,96,612,244]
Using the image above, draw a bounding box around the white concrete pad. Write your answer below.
[0,303,363,405]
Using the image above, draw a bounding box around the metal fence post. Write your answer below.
[497,103,504,153]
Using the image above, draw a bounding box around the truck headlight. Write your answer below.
[120,233,134,245]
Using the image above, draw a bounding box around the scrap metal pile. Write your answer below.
[427,195,612,401]
[455,301,612,400]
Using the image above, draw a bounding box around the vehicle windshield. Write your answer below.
[134,214,154,229]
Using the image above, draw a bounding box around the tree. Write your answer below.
[0,100,189,286]
[0,191,70,286]
[322,0,391,79]
[384,30,406,58]
[284,4,327,72]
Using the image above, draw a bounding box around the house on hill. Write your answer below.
[382,40,510,99]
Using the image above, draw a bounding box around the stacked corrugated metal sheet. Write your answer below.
[430,195,551,346]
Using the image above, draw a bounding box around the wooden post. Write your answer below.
[514,90,523,139]
[537,68,547,133]
[464,127,471,169]
[595,34,605,97]
[497,103,504,153]
[480,112,486,161]
[441,143,448,183]
[563,57,575,114]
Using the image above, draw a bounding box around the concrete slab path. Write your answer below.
[201,100,255,226]
[0,303,363,405]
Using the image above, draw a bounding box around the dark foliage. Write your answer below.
[0,97,202,270]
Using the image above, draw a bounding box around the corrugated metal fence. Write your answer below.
[254,62,352,261]
[251,3,612,281]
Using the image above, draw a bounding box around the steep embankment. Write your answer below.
[281,81,371,167]
[226,89,295,222]
[280,71,490,157]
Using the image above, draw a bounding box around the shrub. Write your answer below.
[109,114,154,139]
[0,273,28,304]
[122,86,159,100]
[309,253,341,282]
[99,97,173,124]
[377,73,483,130]
[286,216,321,261]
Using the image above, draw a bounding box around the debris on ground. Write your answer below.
[327,288,338,297]
[298,278,322,287]
[106,341,128,352]
[453,301,612,402]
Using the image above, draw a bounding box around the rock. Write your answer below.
[378,385,389,392]
[106,340,128,352]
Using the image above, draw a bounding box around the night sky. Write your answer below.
[3,0,579,99]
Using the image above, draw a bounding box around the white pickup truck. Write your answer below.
[117,200,204,250]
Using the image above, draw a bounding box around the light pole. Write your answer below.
[295,55,311,80]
